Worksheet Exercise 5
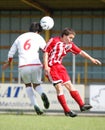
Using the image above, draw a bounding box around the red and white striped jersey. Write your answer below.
[8,32,46,67]
[44,37,81,66]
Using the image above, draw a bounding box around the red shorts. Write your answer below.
[47,64,70,84]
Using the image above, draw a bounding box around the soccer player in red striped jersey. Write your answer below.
[43,27,101,117]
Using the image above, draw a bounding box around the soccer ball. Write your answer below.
[40,16,54,30]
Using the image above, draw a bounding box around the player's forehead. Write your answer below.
[67,34,75,39]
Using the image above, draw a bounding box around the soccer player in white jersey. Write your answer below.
[2,22,50,115]
[43,27,101,117]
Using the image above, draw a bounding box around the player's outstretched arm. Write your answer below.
[79,50,102,65]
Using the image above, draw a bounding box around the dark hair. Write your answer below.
[61,28,76,37]
[29,22,42,33]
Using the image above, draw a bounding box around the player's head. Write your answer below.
[29,22,42,33]
[61,28,76,37]
[61,28,76,43]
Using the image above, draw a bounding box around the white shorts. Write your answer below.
[19,65,43,84]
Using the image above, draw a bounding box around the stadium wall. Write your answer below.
[0,10,105,84]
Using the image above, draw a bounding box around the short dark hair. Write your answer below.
[61,28,76,37]
[29,22,42,33]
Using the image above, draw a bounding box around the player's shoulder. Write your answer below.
[17,32,30,39]
[46,37,60,47]
[53,36,60,40]
[18,32,42,40]
[50,36,60,43]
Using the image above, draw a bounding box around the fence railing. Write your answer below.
[1,59,104,84]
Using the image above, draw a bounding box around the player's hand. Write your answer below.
[92,58,102,65]
[2,62,9,70]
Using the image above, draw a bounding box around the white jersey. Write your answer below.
[8,32,46,67]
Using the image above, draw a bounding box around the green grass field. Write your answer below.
[0,114,105,130]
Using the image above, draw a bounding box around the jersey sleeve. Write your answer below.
[8,39,18,59]
[69,42,81,55]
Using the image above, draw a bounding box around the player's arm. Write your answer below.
[43,52,50,74]
[2,41,17,70]
[79,50,102,65]
[2,58,13,70]
[43,38,53,72]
